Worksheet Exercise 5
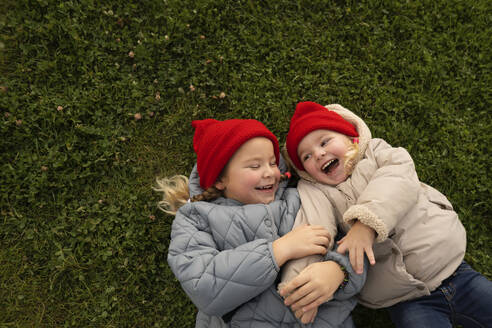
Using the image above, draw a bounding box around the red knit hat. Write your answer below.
[192,119,280,190]
[286,101,358,170]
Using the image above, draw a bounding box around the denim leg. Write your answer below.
[449,262,492,328]
[387,290,452,328]
[388,261,492,328]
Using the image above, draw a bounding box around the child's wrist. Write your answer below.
[272,238,288,267]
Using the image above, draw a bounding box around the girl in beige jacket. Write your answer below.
[279,101,492,328]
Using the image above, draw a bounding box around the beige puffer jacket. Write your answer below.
[282,104,466,309]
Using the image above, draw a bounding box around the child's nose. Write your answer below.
[263,165,274,177]
[315,148,326,159]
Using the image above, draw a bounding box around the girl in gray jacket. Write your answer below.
[280,101,492,328]
[157,118,366,327]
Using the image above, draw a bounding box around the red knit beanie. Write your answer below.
[192,119,280,190]
[286,101,358,171]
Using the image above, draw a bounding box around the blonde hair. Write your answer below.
[343,138,359,176]
[154,175,225,215]
[154,175,190,215]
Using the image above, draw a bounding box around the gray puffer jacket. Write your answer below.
[167,160,366,327]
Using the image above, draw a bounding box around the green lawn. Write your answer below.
[1,0,490,327]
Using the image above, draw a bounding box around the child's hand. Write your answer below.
[280,261,344,313]
[272,225,331,266]
[336,220,376,274]
[295,307,318,324]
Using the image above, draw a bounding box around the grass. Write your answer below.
[1,0,490,327]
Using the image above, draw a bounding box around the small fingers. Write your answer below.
[309,308,318,323]
[295,309,303,319]
[317,245,328,255]
[302,299,324,313]
[311,226,331,237]
[366,247,376,266]
[349,247,357,272]
[301,315,311,325]
[356,247,365,274]
[285,282,312,307]
[280,274,308,298]
[310,245,327,256]
[336,240,347,254]
[300,309,316,324]
[290,287,319,311]
[314,236,330,248]
[308,243,328,256]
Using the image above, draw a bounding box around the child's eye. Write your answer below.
[321,138,330,147]
[270,162,277,167]
[250,165,260,169]
[302,154,311,162]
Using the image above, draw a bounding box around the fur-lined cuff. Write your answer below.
[343,205,388,242]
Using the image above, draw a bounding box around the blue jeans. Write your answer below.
[388,261,492,328]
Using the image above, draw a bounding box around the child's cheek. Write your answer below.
[304,162,318,178]
[244,173,262,187]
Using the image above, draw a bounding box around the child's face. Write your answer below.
[297,129,352,186]
[215,137,281,205]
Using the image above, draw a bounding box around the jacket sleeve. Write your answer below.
[167,206,280,316]
[297,180,338,248]
[343,139,421,242]
[324,249,367,300]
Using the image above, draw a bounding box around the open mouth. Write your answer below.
[255,184,274,191]
[321,159,339,174]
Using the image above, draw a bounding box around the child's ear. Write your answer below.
[214,179,226,191]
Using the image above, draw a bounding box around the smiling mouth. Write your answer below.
[321,159,339,174]
[255,184,274,191]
